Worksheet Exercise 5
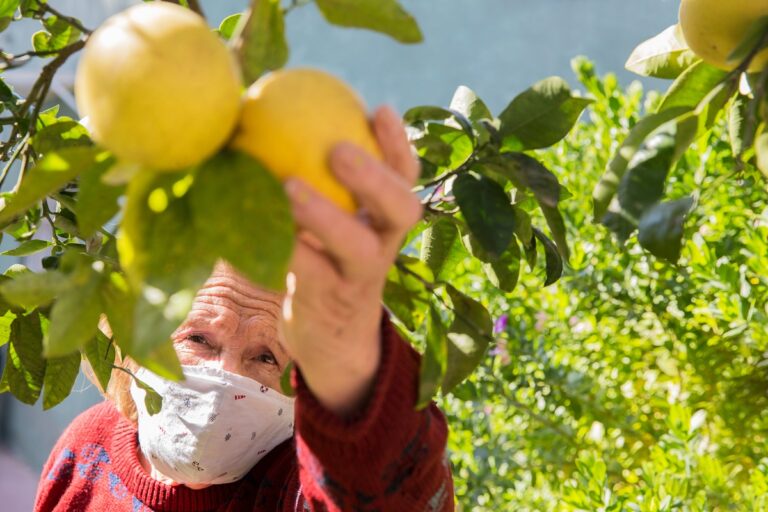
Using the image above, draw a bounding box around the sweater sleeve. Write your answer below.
[292,316,454,512]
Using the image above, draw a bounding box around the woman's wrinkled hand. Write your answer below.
[280,105,422,416]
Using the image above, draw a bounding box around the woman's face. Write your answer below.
[170,263,290,393]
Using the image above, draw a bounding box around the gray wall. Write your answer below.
[1,0,680,472]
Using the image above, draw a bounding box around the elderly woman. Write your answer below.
[33,107,454,511]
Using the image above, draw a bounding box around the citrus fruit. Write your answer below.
[230,68,381,212]
[75,2,242,170]
[679,0,768,71]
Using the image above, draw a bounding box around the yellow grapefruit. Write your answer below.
[679,0,768,71]
[230,68,381,212]
[75,2,242,170]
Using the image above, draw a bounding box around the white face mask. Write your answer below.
[130,365,295,486]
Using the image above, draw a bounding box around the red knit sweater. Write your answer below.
[33,322,454,511]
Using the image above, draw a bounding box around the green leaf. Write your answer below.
[100,272,133,352]
[453,172,516,259]
[383,256,433,331]
[119,170,213,362]
[625,25,699,79]
[0,269,69,310]
[31,15,81,54]
[403,106,453,124]
[499,77,593,150]
[420,217,465,281]
[593,106,690,220]
[45,260,103,357]
[695,80,736,133]
[441,285,492,392]
[191,151,295,292]
[102,270,183,382]
[449,85,493,122]
[133,375,163,415]
[483,236,521,293]
[0,77,16,109]
[31,119,90,154]
[533,228,563,286]
[74,155,122,237]
[480,152,570,262]
[234,0,288,83]
[479,153,561,207]
[83,331,114,392]
[540,204,570,263]
[5,312,46,405]
[616,132,677,220]
[0,147,107,227]
[0,308,15,348]
[1,238,50,256]
[657,61,729,113]
[512,206,533,247]
[728,95,753,156]
[280,361,295,397]
[20,0,43,17]
[412,123,473,174]
[0,0,19,18]
[314,0,422,44]
[42,351,80,409]
[417,305,447,409]
[217,13,241,40]
[637,197,694,263]
[602,131,677,243]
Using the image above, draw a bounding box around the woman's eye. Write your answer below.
[186,334,209,345]
[257,352,278,366]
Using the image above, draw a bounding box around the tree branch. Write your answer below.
[35,3,92,35]
[21,40,86,134]
[162,0,205,19]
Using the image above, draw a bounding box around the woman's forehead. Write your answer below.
[187,263,284,327]
[205,261,283,304]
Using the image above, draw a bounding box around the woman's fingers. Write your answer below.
[284,107,422,278]
[285,179,383,279]
[371,106,421,185]
[330,142,422,247]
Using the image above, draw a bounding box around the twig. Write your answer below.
[187,0,205,18]
[0,133,29,190]
[20,40,85,135]
[34,3,92,35]
[162,0,205,18]
[41,200,63,246]
[418,169,461,191]
[283,0,310,15]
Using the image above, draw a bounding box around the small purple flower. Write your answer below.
[493,314,509,335]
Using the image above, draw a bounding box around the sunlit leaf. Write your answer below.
[42,351,80,410]
[625,25,698,79]
[499,77,592,150]
[315,0,422,43]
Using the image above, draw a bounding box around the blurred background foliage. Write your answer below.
[437,58,768,511]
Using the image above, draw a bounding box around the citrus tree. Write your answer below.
[0,0,582,416]
[3,1,768,509]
